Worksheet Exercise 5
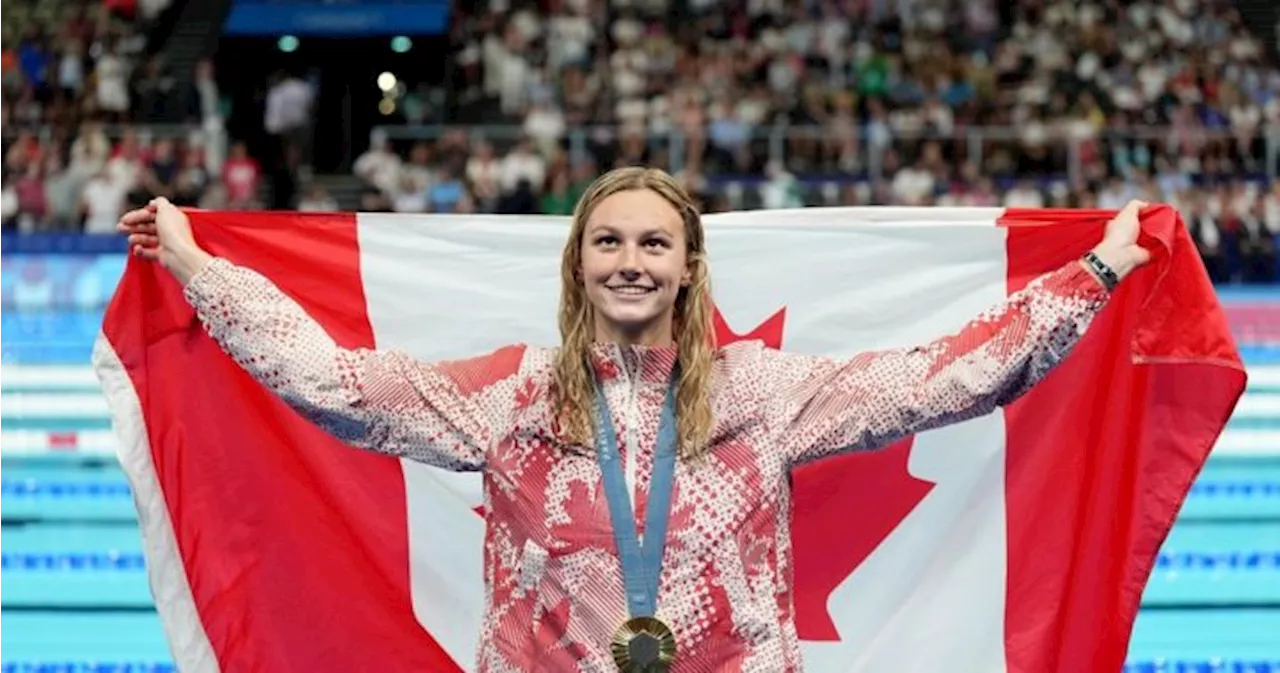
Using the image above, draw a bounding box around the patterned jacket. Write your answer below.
[184,256,1110,672]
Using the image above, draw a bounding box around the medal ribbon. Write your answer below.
[593,369,679,620]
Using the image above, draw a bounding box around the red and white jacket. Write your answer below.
[184,256,1110,672]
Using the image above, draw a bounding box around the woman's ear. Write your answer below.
[682,259,695,287]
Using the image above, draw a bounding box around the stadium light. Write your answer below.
[377,72,397,92]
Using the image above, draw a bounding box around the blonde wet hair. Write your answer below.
[553,166,714,460]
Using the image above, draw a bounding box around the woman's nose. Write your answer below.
[619,245,641,271]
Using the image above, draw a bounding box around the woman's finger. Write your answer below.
[118,222,158,236]
[1117,199,1147,219]
[120,208,157,227]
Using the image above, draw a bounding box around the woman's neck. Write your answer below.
[593,320,675,348]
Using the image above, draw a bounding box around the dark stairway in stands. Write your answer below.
[146,0,235,123]
[1235,0,1279,60]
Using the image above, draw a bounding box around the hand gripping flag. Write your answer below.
[93,206,1245,673]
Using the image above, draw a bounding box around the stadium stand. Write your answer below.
[2,0,1279,670]
[362,0,1280,282]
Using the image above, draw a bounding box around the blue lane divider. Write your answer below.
[5,551,1280,572]
[1154,552,1280,570]
[0,666,174,673]
[1188,482,1280,497]
[1,665,174,673]
[1,554,147,571]
[1123,662,1280,673]
[1,482,132,498]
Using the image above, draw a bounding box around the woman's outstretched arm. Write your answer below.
[752,200,1152,466]
[120,198,522,472]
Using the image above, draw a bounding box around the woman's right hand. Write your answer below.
[117,197,213,286]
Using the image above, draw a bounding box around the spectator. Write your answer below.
[1,170,18,230]
[263,69,315,170]
[403,143,436,190]
[499,138,547,197]
[137,137,179,201]
[1237,201,1278,283]
[172,147,211,207]
[80,165,127,234]
[541,170,576,216]
[392,172,428,214]
[44,154,80,230]
[466,140,503,212]
[298,186,339,212]
[1187,193,1228,283]
[428,166,468,213]
[14,161,49,232]
[221,141,262,209]
[761,161,804,210]
[68,121,111,181]
[523,95,566,157]
[106,129,146,202]
[353,135,404,204]
[94,39,130,123]
[891,158,937,206]
[188,59,226,173]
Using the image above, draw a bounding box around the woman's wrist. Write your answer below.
[1085,243,1142,286]
[168,244,215,287]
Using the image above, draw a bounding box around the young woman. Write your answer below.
[118,167,1150,672]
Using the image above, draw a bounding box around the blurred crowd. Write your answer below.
[1,0,230,235]
[359,0,1280,281]
[4,0,1280,283]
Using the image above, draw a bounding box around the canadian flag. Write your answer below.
[94,206,1244,673]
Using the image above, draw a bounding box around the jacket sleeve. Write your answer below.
[758,260,1111,466]
[183,257,524,472]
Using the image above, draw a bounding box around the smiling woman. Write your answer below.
[553,168,717,477]
[115,166,1152,671]
[576,188,694,346]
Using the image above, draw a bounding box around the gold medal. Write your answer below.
[610,616,677,672]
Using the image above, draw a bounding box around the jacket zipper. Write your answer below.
[623,348,641,519]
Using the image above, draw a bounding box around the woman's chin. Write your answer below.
[597,308,672,342]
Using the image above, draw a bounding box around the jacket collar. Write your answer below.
[587,342,679,386]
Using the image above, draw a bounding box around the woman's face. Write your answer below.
[579,189,690,346]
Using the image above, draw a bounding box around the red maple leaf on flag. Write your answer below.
[712,302,936,642]
[712,305,787,349]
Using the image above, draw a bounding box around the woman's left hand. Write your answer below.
[1090,199,1153,283]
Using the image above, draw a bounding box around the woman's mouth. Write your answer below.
[607,285,656,297]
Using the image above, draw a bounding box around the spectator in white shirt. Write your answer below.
[353,136,404,199]
[264,70,316,173]
[466,141,503,212]
[1003,180,1046,208]
[499,139,547,196]
[81,166,127,234]
[891,160,936,205]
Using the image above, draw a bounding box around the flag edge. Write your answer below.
[90,331,222,673]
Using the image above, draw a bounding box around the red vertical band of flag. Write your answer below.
[102,211,464,672]
[999,206,1246,672]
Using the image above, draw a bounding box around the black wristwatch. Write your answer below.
[1082,251,1119,292]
